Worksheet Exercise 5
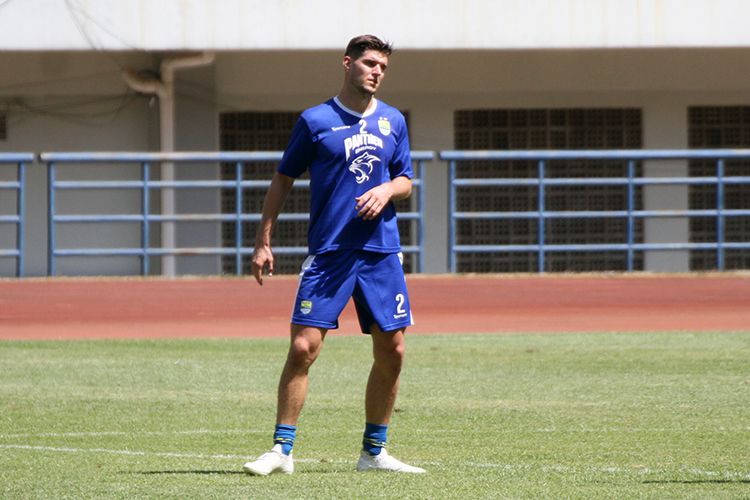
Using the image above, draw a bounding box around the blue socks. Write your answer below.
[274,422,387,456]
[273,424,297,455]
[362,422,388,456]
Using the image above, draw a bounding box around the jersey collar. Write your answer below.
[333,96,378,118]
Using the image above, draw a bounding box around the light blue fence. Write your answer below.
[40,151,433,276]
[441,149,750,272]
[0,153,34,277]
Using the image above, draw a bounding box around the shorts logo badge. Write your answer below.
[300,300,313,315]
[378,117,391,136]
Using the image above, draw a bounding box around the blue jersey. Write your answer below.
[277,97,413,255]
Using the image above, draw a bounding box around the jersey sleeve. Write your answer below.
[277,117,315,178]
[388,113,414,180]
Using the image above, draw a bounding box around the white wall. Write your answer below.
[3,0,750,50]
[4,99,157,276]
[0,53,158,276]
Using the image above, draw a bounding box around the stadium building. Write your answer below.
[1,0,749,276]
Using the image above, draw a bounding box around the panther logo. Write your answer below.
[348,152,380,184]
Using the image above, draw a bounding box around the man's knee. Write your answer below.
[372,328,406,373]
[287,326,325,369]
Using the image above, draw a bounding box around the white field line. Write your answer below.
[0,444,251,461]
[0,444,319,463]
[533,427,750,433]
[3,427,747,440]
[1,443,749,480]
[0,429,265,439]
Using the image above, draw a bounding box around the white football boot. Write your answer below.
[356,448,426,473]
[243,445,294,476]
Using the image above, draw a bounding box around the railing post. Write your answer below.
[47,162,56,276]
[626,160,635,272]
[235,161,243,276]
[716,158,725,271]
[537,160,546,273]
[141,162,151,276]
[16,161,26,277]
[448,159,457,272]
[417,158,425,273]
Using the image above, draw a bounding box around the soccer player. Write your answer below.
[242,34,425,475]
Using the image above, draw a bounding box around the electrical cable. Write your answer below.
[7,92,142,127]
[64,0,145,52]
[62,0,144,71]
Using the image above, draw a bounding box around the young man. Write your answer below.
[242,34,425,475]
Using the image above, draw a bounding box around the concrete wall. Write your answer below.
[214,48,750,273]
[3,48,750,275]
[173,64,221,275]
[0,53,158,276]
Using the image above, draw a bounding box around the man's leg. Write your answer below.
[365,325,405,425]
[358,326,424,473]
[277,324,327,425]
[244,323,326,476]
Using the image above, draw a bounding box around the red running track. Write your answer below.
[0,274,748,339]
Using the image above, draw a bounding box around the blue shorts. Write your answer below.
[291,250,414,334]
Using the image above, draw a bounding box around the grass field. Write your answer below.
[1,332,749,499]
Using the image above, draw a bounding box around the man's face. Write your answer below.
[344,49,389,96]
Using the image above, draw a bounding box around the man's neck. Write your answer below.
[336,88,375,115]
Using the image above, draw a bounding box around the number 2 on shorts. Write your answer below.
[395,293,406,314]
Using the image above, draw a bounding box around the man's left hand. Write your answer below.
[355,183,394,220]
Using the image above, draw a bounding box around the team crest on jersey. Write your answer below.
[378,117,391,136]
[349,152,380,184]
[300,300,312,315]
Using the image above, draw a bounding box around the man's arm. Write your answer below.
[252,172,296,285]
[355,175,412,221]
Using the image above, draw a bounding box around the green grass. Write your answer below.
[1,332,749,499]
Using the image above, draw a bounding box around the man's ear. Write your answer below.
[342,55,352,71]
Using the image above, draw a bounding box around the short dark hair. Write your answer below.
[345,34,393,60]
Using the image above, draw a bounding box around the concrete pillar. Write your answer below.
[642,97,690,271]
[409,99,453,273]
[174,64,221,275]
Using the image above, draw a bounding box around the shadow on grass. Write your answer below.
[133,470,245,475]
[130,468,343,476]
[643,480,750,484]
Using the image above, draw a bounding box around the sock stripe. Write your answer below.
[273,424,297,455]
[363,423,388,455]
[363,437,386,447]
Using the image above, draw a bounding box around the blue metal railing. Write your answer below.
[441,149,750,272]
[0,153,34,277]
[40,151,433,276]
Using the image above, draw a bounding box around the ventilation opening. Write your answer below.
[688,106,750,270]
[454,108,643,273]
[219,111,305,275]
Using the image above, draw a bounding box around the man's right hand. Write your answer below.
[251,245,274,286]
[250,172,295,286]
